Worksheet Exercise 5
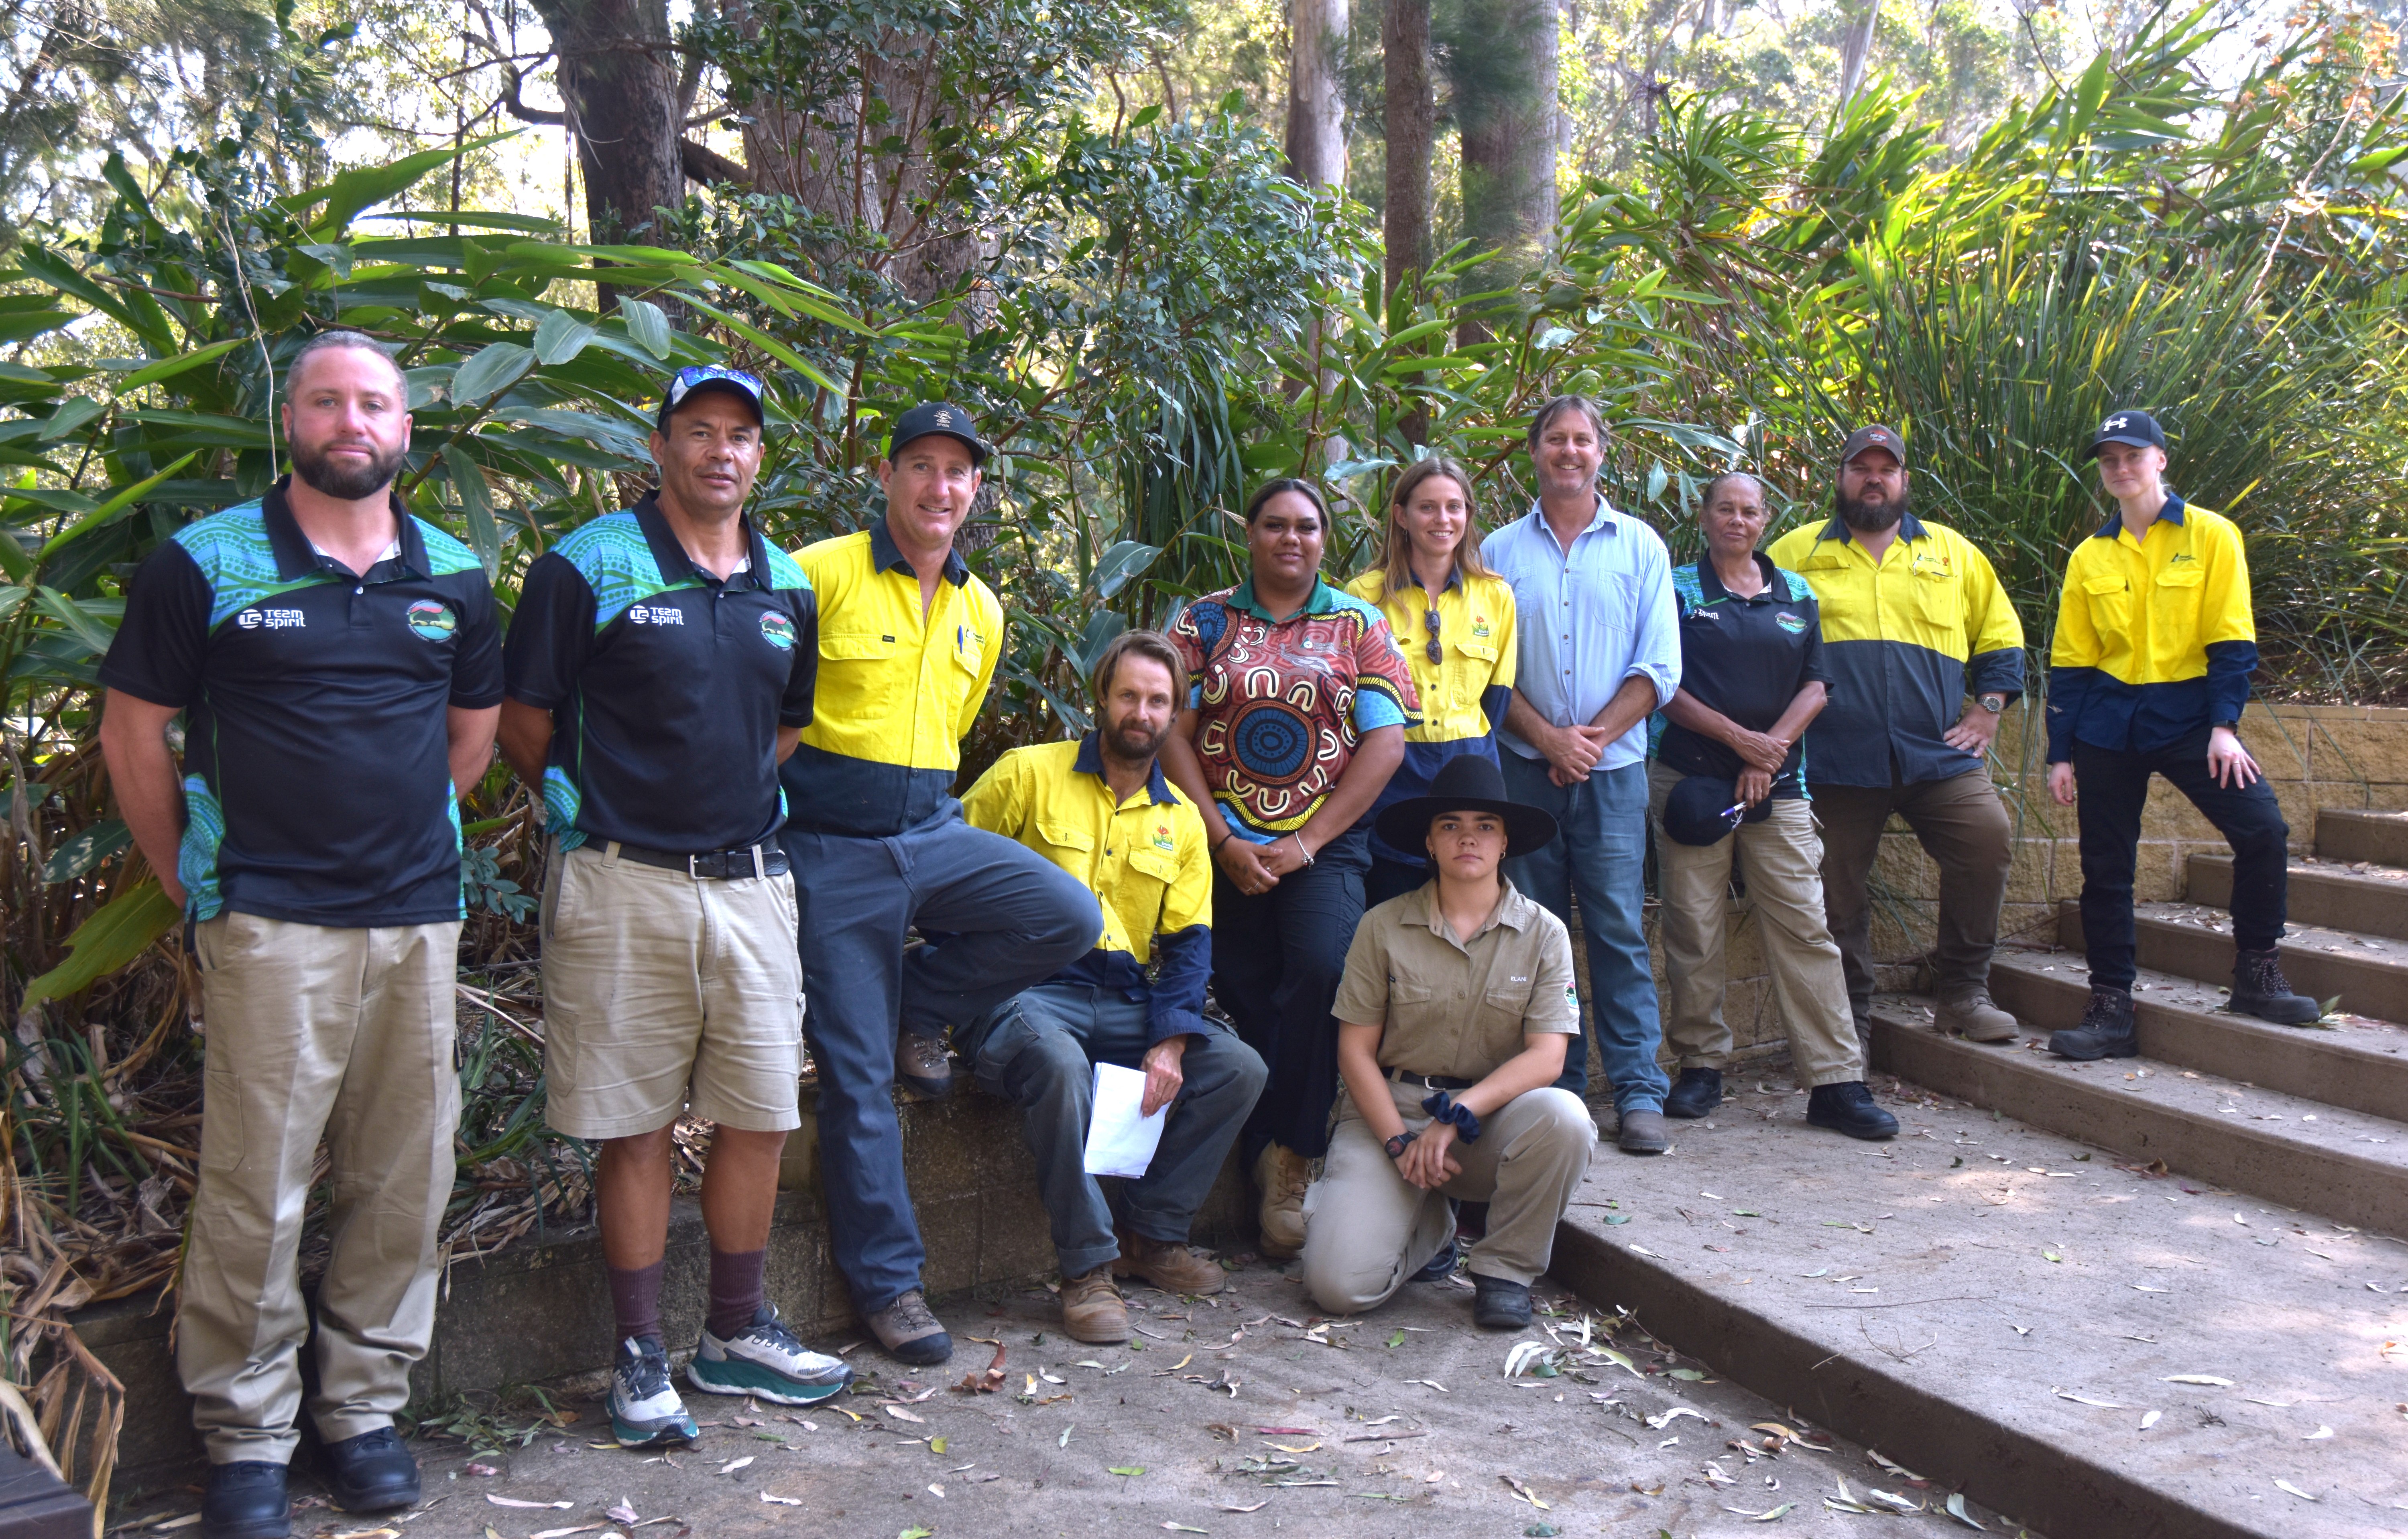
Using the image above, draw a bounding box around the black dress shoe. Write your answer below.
[1471,1274,1531,1330]
[1804,1082,1899,1141]
[1663,1067,1722,1119]
[201,1461,290,1539]
[320,1426,419,1513]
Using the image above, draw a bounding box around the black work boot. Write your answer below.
[2231,948,2321,1025]
[1804,1081,1898,1140]
[1471,1274,1532,1330]
[2050,984,2138,1059]
[320,1425,419,1513]
[1664,1067,1723,1119]
[201,1461,290,1539]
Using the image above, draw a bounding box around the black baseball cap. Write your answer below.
[1839,424,1906,468]
[656,365,766,430]
[1658,773,1773,847]
[2087,409,2166,458]
[886,402,989,466]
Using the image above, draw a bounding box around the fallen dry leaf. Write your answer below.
[484,1496,572,1511]
[2275,1479,2317,1501]
[883,1405,927,1424]
[1503,1475,1550,1510]
[2163,1374,2234,1387]
[606,1501,639,1525]
[759,1492,802,1506]
[718,1456,755,1475]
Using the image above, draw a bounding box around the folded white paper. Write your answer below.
[1082,1061,1169,1178]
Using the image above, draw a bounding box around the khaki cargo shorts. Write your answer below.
[539,842,805,1139]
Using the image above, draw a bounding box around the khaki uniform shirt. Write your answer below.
[1331,880,1579,1082]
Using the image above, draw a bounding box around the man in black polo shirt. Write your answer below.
[500,366,851,1451]
[1650,472,1896,1139]
[100,330,502,1539]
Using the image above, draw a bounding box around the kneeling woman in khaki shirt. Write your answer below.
[1304,754,1597,1330]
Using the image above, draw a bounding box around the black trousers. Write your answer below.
[2074,729,2290,993]
[1210,825,1369,1162]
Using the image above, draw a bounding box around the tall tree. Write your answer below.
[1446,0,1557,286]
[1837,0,1881,105]
[1285,0,1348,187]
[1383,0,1434,298]
[514,0,687,248]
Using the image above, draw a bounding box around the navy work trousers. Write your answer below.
[783,811,1100,1314]
[2072,729,2290,994]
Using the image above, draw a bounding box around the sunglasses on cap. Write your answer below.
[665,364,765,404]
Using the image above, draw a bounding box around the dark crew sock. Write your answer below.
[608,1257,667,1345]
[706,1247,768,1340]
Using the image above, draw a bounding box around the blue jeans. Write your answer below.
[783,812,1101,1313]
[958,983,1267,1278]
[1498,753,1667,1114]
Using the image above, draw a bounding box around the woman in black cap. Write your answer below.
[1298,754,1596,1330]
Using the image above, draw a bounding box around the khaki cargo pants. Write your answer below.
[180,913,460,1465]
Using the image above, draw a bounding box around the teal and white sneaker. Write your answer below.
[687,1304,854,1405]
[609,1336,699,1448]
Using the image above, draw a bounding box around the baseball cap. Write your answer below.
[1839,424,1906,468]
[2087,409,2166,458]
[886,402,989,466]
[656,365,766,430]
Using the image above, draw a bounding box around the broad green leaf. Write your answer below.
[1088,539,1159,599]
[37,452,199,560]
[283,129,520,236]
[442,443,502,578]
[16,877,181,1016]
[31,586,118,654]
[620,299,672,361]
[360,209,564,234]
[35,396,106,443]
[451,343,534,405]
[531,309,599,366]
[119,337,250,392]
[42,820,130,884]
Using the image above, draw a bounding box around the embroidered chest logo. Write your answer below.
[1775,611,1808,633]
[2167,552,2197,565]
[405,600,455,641]
[759,612,797,651]
[1469,615,1492,639]
[628,605,685,626]
[236,607,305,630]
[1151,823,1176,853]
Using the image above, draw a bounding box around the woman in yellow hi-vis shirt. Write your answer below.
[1344,456,1519,907]
[2044,409,2316,1059]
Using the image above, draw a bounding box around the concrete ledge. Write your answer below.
[2186,852,2408,943]
[2058,898,2408,1020]
[2316,809,2408,866]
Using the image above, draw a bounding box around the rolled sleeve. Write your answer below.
[1146,923,1212,1045]
[1627,545,1683,709]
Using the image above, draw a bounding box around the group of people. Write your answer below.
[93,331,2322,1539]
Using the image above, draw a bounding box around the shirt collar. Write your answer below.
[1523,495,1617,541]
[1814,508,1928,549]
[630,492,768,590]
[261,477,425,583]
[871,514,971,587]
[1406,876,1536,944]
[1395,565,1464,597]
[1228,575,1339,621]
[1071,731,1180,806]
[2094,492,2187,540]
[1696,551,1784,602]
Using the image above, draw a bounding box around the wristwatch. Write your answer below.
[1384,1130,1419,1160]
[1977,693,2007,714]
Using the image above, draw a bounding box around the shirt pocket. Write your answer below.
[1908,565,1963,634]
[1035,817,1096,872]
[1478,974,1539,1054]
[1450,637,1501,712]
[1387,978,1444,1040]
[2148,565,2206,661]
[819,630,901,720]
[2082,573,2133,640]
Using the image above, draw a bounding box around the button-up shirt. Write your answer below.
[1331,879,1579,1082]
[1479,497,1680,771]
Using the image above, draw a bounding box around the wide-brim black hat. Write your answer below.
[1375,753,1558,858]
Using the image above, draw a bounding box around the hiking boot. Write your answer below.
[607,1336,698,1449]
[1664,1067,1723,1119]
[898,1030,953,1098]
[2231,948,2320,1025]
[1805,1081,1899,1141]
[1936,991,2019,1043]
[1112,1230,1227,1296]
[2050,984,2138,1060]
[1411,1234,1459,1283]
[1616,1108,1670,1155]
[201,1461,289,1539]
[1471,1274,1532,1330]
[319,1426,417,1514]
[688,1303,852,1404]
[1253,1144,1311,1258]
[1060,1267,1129,1344]
[864,1288,952,1365]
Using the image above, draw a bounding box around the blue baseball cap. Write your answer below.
[657,365,766,430]
[2087,409,2166,458]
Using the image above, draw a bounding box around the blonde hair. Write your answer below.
[1367,456,1491,599]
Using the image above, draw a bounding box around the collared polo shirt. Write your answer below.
[2046,495,2257,761]
[1655,555,1828,799]
[961,735,1211,1045]
[779,520,1003,838]
[99,478,504,926]
[1764,512,2024,787]
[1167,576,1420,838]
[1332,879,1580,1082]
[504,492,816,852]
[1479,498,1680,771]
[1342,565,1517,866]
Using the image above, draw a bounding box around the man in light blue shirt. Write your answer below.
[1481,395,1680,1155]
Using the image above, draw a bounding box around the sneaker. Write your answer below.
[1112,1230,1228,1295]
[200,1461,289,1539]
[1663,1067,1723,1119]
[1936,991,2019,1043]
[1804,1081,1899,1141]
[608,1336,698,1448]
[1410,1234,1458,1283]
[319,1425,417,1513]
[688,1304,853,1405]
[2049,984,2138,1059]
[2231,948,2320,1025]
[1253,1144,1311,1259]
[1470,1274,1531,1330]
[864,1288,952,1365]
[1060,1267,1130,1344]
[898,1030,954,1098]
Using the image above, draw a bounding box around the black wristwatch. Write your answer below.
[1385,1130,1419,1160]
[1977,693,2007,715]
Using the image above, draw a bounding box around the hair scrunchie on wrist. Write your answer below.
[1420,1090,1483,1143]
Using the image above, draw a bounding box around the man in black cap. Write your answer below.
[1300,755,1596,1330]
[1767,426,2028,1046]
[779,403,1100,1365]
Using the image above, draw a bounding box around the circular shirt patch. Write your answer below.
[1229,699,1316,784]
[406,600,455,640]
[759,612,797,651]
[1775,611,1808,633]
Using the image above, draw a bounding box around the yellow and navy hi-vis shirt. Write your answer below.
[2046,495,2257,762]
[779,520,1003,837]
[1764,512,2026,787]
[1342,565,1517,866]
[960,735,1213,1045]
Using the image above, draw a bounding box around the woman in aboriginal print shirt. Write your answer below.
[1159,478,1420,1266]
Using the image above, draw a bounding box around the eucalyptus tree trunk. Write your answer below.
[1285,0,1349,189]
[523,0,686,248]
[1837,0,1880,104]
[1385,0,1435,443]
[1450,0,1556,339]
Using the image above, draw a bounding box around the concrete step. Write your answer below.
[2056,898,2408,1021]
[2186,850,2408,943]
[1865,994,2408,1239]
[2315,807,2408,865]
[1986,949,2408,1123]
[1549,1062,2408,1539]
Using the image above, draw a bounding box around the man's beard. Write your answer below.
[291,435,408,500]
[1837,486,1906,534]
[1101,715,1171,766]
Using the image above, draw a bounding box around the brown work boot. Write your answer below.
[1252,1144,1311,1259]
[1059,1267,1129,1344]
[897,1030,953,1098]
[1112,1230,1228,1296]
[1935,991,2019,1043]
